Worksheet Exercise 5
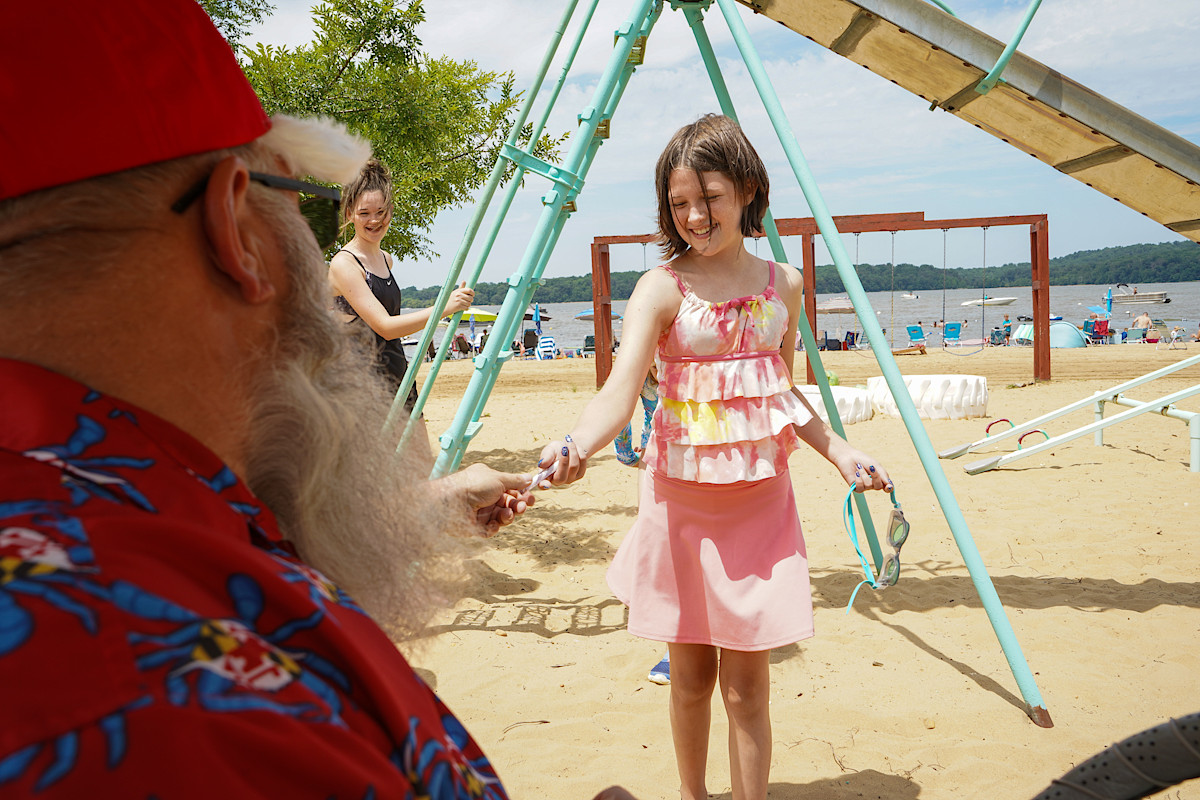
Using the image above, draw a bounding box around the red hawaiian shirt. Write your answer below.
[0,358,508,799]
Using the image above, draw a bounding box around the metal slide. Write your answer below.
[734,0,1200,243]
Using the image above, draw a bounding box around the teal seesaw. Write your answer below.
[941,352,1200,473]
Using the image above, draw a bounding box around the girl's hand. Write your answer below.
[444,282,474,315]
[837,449,893,493]
[536,435,588,487]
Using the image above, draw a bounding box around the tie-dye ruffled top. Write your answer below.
[644,262,812,484]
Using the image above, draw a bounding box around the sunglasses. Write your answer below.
[171,171,342,251]
[843,487,910,611]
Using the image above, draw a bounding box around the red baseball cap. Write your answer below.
[0,0,271,201]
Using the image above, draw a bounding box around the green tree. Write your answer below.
[201,0,275,47]
[203,0,565,260]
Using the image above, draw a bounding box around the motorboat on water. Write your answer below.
[1107,284,1170,305]
[900,292,919,300]
[574,309,622,321]
[961,296,1017,307]
[816,297,857,314]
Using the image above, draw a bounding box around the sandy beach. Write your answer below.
[410,344,1200,800]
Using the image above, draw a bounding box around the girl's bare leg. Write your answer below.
[718,648,772,800]
[668,643,719,800]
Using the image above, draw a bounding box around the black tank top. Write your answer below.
[336,251,418,411]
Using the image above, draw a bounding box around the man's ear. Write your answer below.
[202,156,277,305]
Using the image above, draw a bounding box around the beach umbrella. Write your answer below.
[533,303,542,338]
[463,307,498,322]
[1105,288,1113,316]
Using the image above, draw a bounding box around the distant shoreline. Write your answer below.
[401,240,1200,307]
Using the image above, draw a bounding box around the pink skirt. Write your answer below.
[607,467,814,651]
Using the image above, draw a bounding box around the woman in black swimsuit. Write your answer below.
[329,159,473,412]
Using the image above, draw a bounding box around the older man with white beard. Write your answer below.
[0,2,635,798]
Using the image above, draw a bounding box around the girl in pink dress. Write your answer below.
[537,114,892,800]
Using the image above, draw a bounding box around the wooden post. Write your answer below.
[802,232,817,385]
[1031,217,1051,381]
[591,242,614,388]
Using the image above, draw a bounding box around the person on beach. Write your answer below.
[330,159,474,412]
[0,3,640,798]
[1002,314,1013,345]
[1132,311,1153,330]
[613,369,659,468]
[535,114,893,800]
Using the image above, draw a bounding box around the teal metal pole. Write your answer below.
[405,0,604,430]
[677,1,883,567]
[975,0,1042,95]
[446,214,570,475]
[387,0,584,436]
[447,15,658,474]
[446,2,661,473]
[432,0,663,477]
[714,0,1051,725]
[927,0,957,17]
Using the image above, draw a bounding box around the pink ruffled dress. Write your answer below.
[607,262,817,651]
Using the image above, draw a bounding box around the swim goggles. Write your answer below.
[843,486,910,612]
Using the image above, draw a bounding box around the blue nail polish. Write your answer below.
[561,446,569,457]
[869,465,876,473]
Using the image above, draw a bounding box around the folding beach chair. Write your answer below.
[521,328,540,358]
[941,322,962,347]
[905,325,927,347]
[1158,327,1188,351]
[1088,319,1111,345]
[536,336,559,360]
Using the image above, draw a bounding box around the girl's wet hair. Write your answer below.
[654,114,769,259]
[341,157,393,231]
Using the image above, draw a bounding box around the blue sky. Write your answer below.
[250,0,1200,285]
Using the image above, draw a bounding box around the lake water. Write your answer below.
[456,280,1200,351]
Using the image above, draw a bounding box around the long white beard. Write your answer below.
[243,220,475,643]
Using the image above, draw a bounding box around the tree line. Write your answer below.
[400,240,1200,306]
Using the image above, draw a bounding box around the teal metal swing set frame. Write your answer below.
[387,0,1053,727]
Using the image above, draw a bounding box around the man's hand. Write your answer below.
[441,463,535,536]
